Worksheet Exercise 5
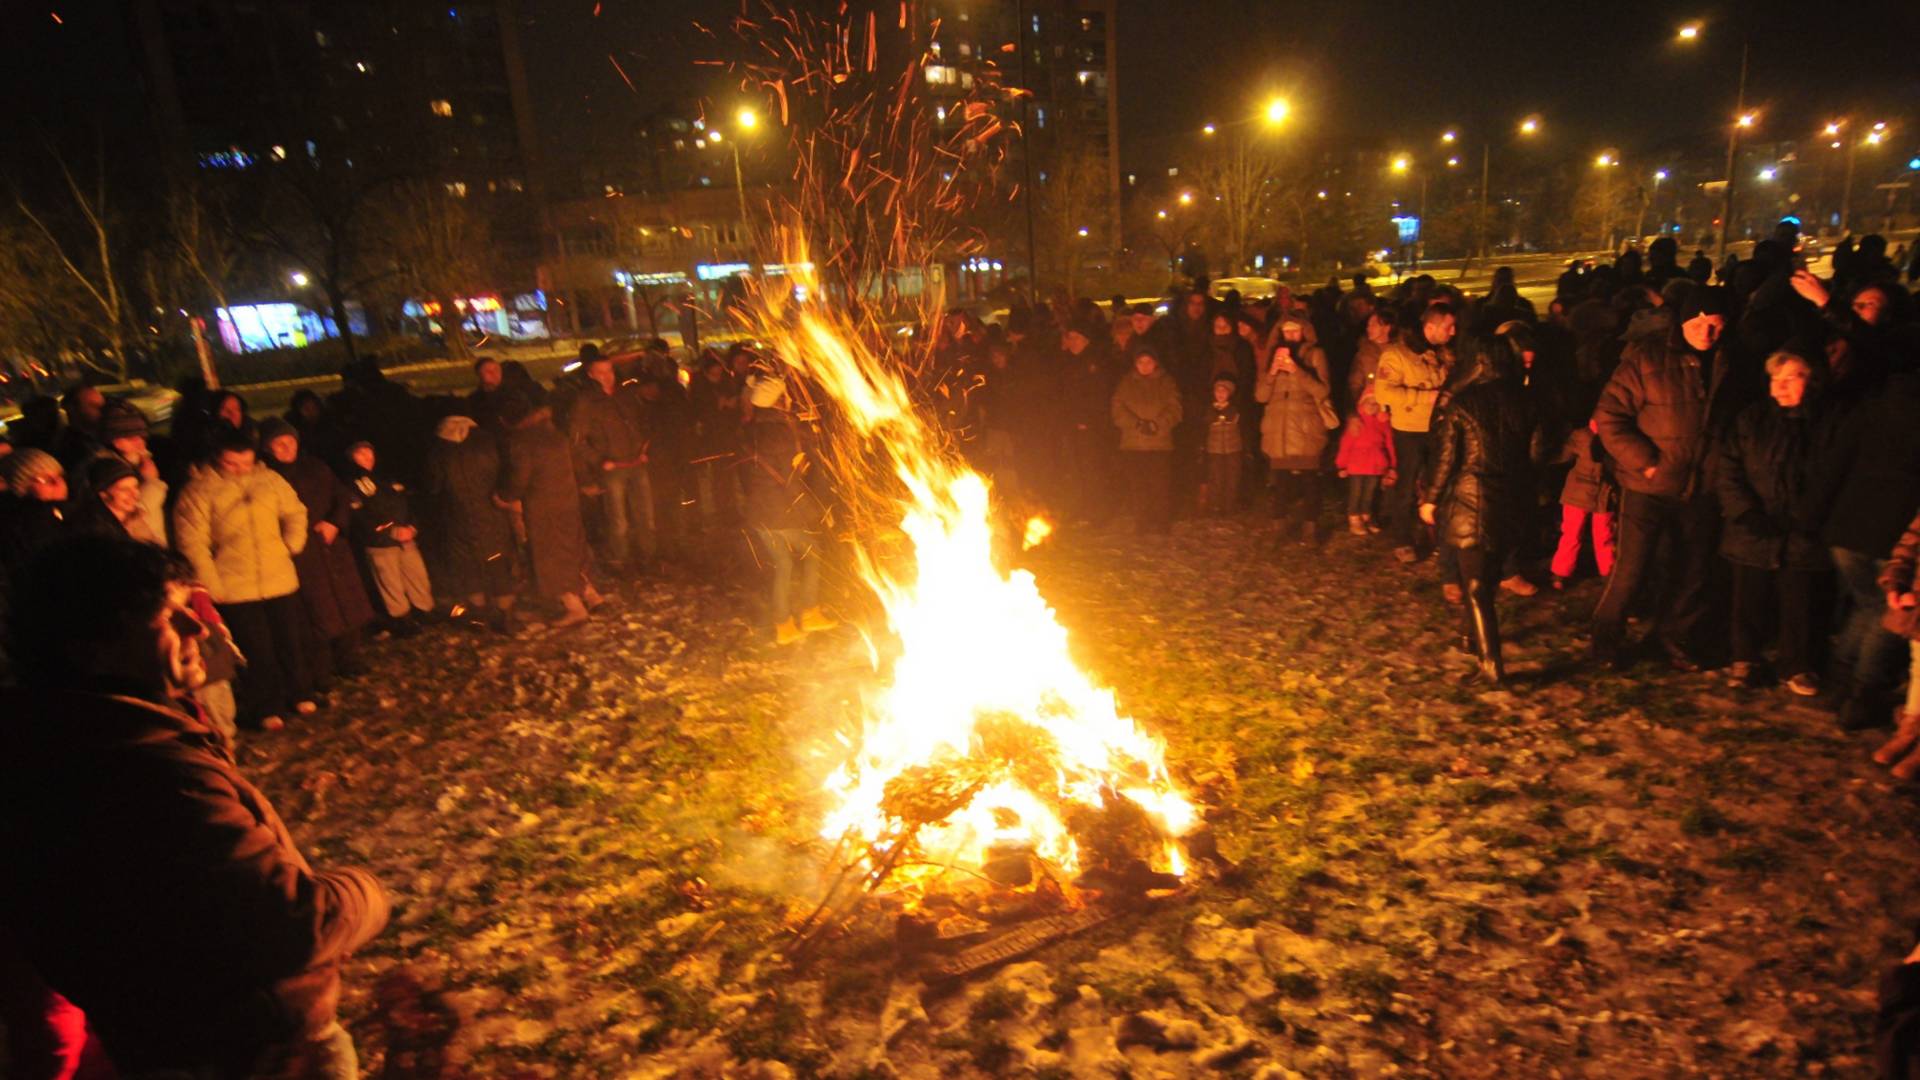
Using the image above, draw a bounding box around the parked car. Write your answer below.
[1209,276,1280,302]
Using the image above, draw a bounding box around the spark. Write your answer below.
[606,53,635,94]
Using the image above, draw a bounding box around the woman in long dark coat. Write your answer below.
[259,418,376,684]
[498,394,601,627]
[426,414,519,632]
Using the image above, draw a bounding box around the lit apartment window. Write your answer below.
[1168,166,1179,177]
[446,181,468,197]
[430,99,453,117]
[957,41,972,57]
[924,64,956,86]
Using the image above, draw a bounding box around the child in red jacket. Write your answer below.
[1334,390,1396,535]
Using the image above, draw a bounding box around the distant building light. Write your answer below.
[270,145,287,160]
[430,99,453,118]
[1758,167,1776,181]
[355,61,368,73]
[696,262,752,281]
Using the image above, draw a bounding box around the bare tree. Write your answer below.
[368,179,495,359]
[1186,130,1285,275]
[1032,124,1110,295]
[243,158,391,363]
[11,148,131,378]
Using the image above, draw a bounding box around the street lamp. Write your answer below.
[1178,190,1194,206]
[1201,123,1216,136]
[1836,120,1891,233]
[1264,98,1290,126]
[1441,130,1457,144]
[1677,22,1701,40]
[1594,153,1620,252]
[736,107,758,131]
[1519,117,1540,136]
[289,270,309,288]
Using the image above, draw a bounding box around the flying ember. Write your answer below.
[753,248,1200,903]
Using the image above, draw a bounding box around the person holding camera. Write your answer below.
[1255,321,1334,546]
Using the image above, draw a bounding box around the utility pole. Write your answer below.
[1016,0,1039,304]
[1839,135,1858,235]
[1716,36,1751,259]
[1477,141,1491,261]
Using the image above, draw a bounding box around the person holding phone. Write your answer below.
[1255,318,1333,546]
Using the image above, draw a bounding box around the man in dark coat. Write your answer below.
[1813,371,1920,727]
[1589,288,1734,668]
[0,535,388,1076]
[501,393,601,626]
[260,418,375,684]
[568,353,655,575]
[425,414,518,631]
[740,370,833,644]
[1420,332,1541,684]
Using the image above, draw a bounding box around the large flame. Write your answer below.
[756,249,1197,894]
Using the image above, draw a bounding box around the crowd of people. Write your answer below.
[0,226,1918,1074]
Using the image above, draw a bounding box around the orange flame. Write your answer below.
[754,240,1196,892]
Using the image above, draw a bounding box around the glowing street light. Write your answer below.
[1391,155,1411,173]
[1757,167,1776,181]
[1595,153,1615,167]
[1076,226,1090,238]
[1677,22,1701,40]
[289,271,309,288]
[1201,123,1216,136]
[1519,117,1540,136]
[1178,191,1194,206]
[1264,98,1290,125]
[707,129,723,143]
[1737,112,1756,128]
[736,107,759,131]
[1446,157,1459,168]
[1867,130,1886,146]
[1156,209,1168,220]
[1824,122,1842,137]
[1655,169,1669,181]
[1441,130,1457,143]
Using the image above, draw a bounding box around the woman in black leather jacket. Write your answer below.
[1421,330,1542,684]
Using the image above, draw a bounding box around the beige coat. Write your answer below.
[173,465,309,604]
[1112,371,1183,451]
[1254,349,1332,470]
[1374,338,1454,433]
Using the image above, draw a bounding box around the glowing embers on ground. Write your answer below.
[757,254,1200,914]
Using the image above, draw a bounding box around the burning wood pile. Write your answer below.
[749,260,1216,978]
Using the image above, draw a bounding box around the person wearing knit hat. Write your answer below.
[0,448,69,576]
[93,401,169,541]
[1,446,64,497]
[1588,281,1730,670]
[80,453,164,546]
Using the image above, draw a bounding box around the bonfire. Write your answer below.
[747,253,1203,960]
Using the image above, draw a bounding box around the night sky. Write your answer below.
[519,0,1920,169]
[2,1,1917,183]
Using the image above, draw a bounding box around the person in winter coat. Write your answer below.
[0,535,388,1077]
[1550,423,1618,588]
[1255,326,1334,544]
[1419,333,1541,684]
[1589,289,1734,669]
[1871,505,1920,780]
[425,415,519,632]
[1057,321,1118,523]
[741,370,836,645]
[1111,347,1183,535]
[94,399,168,541]
[1715,351,1837,694]
[172,430,315,731]
[1201,376,1244,516]
[78,454,163,546]
[688,353,743,527]
[500,393,603,627]
[1346,305,1397,413]
[344,440,434,632]
[0,448,70,575]
[1375,305,1458,561]
[1335,389,1396,535]
[569,353,655,575]
[1812,371,1920,730]
[261,419,376,685]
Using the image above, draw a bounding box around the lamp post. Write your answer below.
[1839,122,1889,235]
[1595,153,1619,252]
[712,107,759,235]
